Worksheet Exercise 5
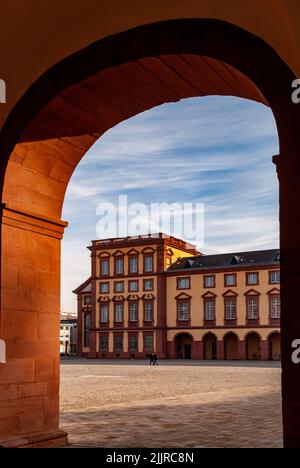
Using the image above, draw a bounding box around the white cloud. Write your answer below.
[61,96,279,312]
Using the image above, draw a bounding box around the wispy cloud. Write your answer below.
[61,96,279,313]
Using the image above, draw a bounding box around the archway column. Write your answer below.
[217,341,224,360]
[260,341,269,361]
[0,204,68,448]
[274,152,300,448]
[193,341,203,360]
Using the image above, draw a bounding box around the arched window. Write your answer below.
[84,313,92,347]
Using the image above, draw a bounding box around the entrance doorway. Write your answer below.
[269,332,281,361]
[203,333,217,360]
[224,333,239,360]
[175,334,193,359]
[246,333,261,360]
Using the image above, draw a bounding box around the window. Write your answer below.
[225,274,236,287]
[204,299,215,321]
[177,300,190,322]
[177,277,190,289]
[100,303,109,324]
[225,298,236,321]
[83,295,92,306]
[144,301,153,322]
[144,255,154,273]
[204,275,215,288]
[84,313,91,347]
[100,336,108,352]
[247,272,259,285]
[144,335,153,352]
[114,335,123,351]
[114,281,124,293]
[100,282,109,294]
[270,271,280,284]
[115,257,124,275]
[144,279,154,291]
[114,302,124,323]
[247,296,259,320]
[100,258,109,276]
[270,296,281,319]
[129,335,138,351]
[129,302,138,322]
[129,280,138,292]
[129,256,138,274]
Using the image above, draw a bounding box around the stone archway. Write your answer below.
[0,18,299,448]
[203,333,217,360]
[175,333,193,359]
[246,332,262,361]
[224,333,239,360]
[269,332,281,361]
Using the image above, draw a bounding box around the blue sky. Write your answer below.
[61,96,279,313]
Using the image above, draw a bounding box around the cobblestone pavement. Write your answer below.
[60,360,282,448]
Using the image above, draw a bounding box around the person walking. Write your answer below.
[149,353,154,366]
[153,353,158,366]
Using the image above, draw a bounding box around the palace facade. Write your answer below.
[74,234,280,361]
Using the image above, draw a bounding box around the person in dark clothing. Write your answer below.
[149,353,154,366]
[153,354,158,366]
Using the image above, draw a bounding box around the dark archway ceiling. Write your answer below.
[21,54,268,142]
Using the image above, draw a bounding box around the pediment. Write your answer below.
[113,250,125,257]
[222,289,238,297]
[126,294,140,301]
[112,295,125,302]
[202,291,217,298]
[267,287,280,295]
[175,292,192,300]
[98,251,111,258]
[244,289,260,296]
[142,247,155,254]
[142,293,156,300]
[98,296,111,302]
[127,248,139,256]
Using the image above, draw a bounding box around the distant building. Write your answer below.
[60,313,78,355]
[74,234,280,361]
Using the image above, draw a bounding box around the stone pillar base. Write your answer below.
[0,429,68,449]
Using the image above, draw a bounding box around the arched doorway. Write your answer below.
[203,333,217,360]
[224,333,239,360]
[246,332,261,361]
[0,18,299,448]
[269,332,281,361]
[175,333,193,359]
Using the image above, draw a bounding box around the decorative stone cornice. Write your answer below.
[1,203,68,239]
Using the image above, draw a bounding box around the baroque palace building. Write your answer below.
[74,234,281,361]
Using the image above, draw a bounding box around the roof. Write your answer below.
[89,233,200,255]
[73,277,92,294]
[168,249,280,272]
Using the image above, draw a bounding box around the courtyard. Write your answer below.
[60,360,282,448]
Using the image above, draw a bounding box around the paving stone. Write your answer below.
[60,360,282,448]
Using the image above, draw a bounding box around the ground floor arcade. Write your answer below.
[89,329,281,361]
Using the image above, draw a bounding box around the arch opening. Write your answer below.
[224,333,239,360]
[175,333,193,359]
[0,17,299,448]
[203,333,217,360]
[246,332,262,361]
[269,332,281,361]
